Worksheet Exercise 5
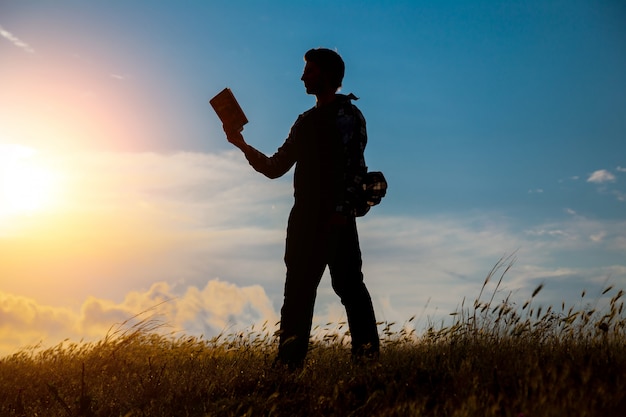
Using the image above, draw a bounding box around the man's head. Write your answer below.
[301,48,345,94]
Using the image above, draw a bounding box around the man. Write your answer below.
[224,48,379,368]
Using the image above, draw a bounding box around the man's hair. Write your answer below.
[304,48,345,90]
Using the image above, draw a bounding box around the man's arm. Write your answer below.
[224,126,250,152]
[223,124,297,179]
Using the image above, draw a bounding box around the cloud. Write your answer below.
[81,280,279,338]
[0,279,278,357]
[523,215,626,257]
[590,231,607,243]
[110,73,129,81]
[0,25,35,53]
[587,169,616,184]
[0,149,289,301]
[2,149,625,357]
[524,228,570,239]
[585,169,625,202]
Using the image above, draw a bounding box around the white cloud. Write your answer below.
[2,150,625,357]
[0,25,35,53]
[587,169,616,184]
[617,166,626,173]
[110,73,129,81]
[614,236,626,251]
[0,149,290,302]
[0,279,278,357]
[523,216,626,259]
[524,228,570,239]
[590,231,607,243]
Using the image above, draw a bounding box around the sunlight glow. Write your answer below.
[0,144,61,217]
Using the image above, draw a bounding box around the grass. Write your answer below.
[1,257,625,416]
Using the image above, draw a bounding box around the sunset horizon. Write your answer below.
[1,1,625,357]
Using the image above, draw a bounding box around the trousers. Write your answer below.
[276,210,379,367]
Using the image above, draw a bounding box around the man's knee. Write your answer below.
[332,276,367,301]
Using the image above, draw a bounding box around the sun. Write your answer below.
[0,144,60,217]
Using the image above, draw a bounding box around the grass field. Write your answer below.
[1,258,625,416]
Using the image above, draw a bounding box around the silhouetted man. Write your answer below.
[224,48,379,368]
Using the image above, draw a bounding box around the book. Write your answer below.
[209,88,248,132]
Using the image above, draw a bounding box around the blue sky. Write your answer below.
[1,0,625,355]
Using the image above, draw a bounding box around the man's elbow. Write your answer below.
[252,165,284,179]
[265,171,284,180]
[263,161,289,179]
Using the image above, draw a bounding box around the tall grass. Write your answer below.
[1,258,625,416]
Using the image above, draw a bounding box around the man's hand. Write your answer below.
[223,124,247,149]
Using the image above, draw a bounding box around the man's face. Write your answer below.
[301,61,325,95]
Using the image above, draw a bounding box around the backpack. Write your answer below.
[354,170,388,217]
[335,94,388,217]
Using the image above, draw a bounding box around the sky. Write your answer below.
[1,0,625,356]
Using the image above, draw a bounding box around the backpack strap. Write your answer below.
[335,94,369,216]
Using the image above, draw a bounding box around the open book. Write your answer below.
[209,88,248,132]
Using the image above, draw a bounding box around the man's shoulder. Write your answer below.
[300,106,317,118]
[336,97,366,125]
[336,94,363,115]
[288,106,317,135]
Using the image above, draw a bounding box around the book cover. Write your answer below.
[209,88,248,132]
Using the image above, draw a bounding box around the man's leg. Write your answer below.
[276,216,326,368]
[276,263,325,368]
[328,218,380,358]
